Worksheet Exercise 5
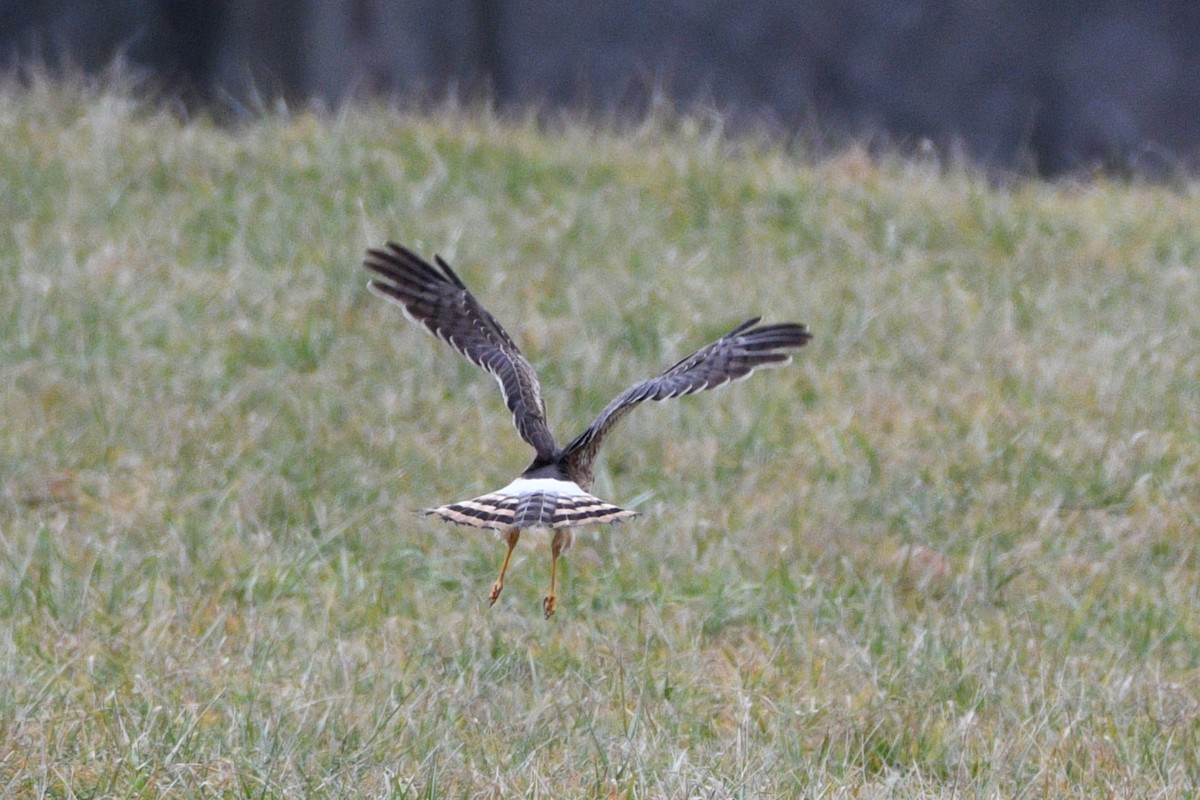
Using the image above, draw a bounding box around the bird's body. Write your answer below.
[364,242,811,617]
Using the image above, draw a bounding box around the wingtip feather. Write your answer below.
[434,254,469,289]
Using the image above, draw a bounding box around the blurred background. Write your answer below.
[3,0,1198,176]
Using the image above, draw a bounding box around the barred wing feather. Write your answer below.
[561,318,811,474]
[364,242,558,458]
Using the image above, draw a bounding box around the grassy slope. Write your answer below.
[1,81,1198,797]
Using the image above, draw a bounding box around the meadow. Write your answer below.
[1,79,1198,797]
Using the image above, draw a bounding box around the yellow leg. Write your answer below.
[489,528,520,607]
[543,529,569,619]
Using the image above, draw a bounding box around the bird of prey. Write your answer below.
[364,242,811,618]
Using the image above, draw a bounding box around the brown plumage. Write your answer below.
[364,241,811,617]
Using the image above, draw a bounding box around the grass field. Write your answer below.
[1,79,1199,797]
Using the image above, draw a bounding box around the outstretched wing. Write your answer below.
[363,242,558,458]
[561,318,811,474]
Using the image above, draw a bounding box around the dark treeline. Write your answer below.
[4,0,1198,176]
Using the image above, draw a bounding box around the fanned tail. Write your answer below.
[423,477,639,530]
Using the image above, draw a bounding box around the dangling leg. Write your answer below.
[543,529,572,619]
[489,527,520,607]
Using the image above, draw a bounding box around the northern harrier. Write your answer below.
[364,242,811,617]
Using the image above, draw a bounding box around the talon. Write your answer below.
[488,527,520,610]
[544,528,567,620]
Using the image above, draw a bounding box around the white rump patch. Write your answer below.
[494,477,588,498]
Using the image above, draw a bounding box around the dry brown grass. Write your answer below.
[1,80,1199,797]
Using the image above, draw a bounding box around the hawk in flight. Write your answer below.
[364,242,811,617]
